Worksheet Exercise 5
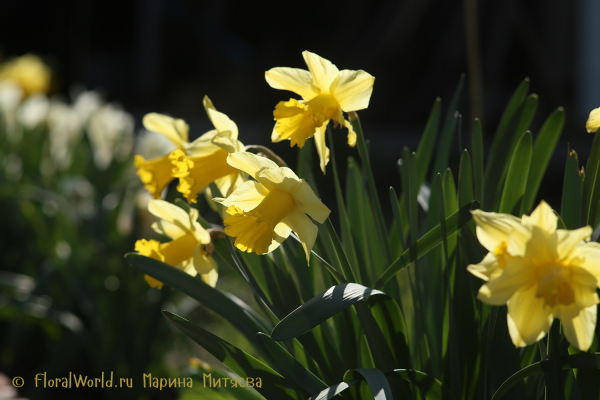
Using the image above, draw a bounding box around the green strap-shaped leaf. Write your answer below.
[125,254,268,342]
[256,333,327,395]
[561,150,584,230]
[366,295,411,368]
[491,353,600,400]
[583,130,600,225]
[522,107,565,214]
[271,283,385,341]
[162,312,304,400]
[484,78,530,209]
[498,131,532,215]
[344,368,392,400]
[374,200,479,289]
[417,97,442,184]
[471,118,484,203]
[306,379,362,400]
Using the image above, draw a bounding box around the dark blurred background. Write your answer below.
[2,0,599,166]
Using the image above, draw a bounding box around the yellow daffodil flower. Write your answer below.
[213,152,330,263]
[468,201,600,351]
[266,51,375,173]
[135,200,217,289]
[0,54,51,96]
[170,96,245,203]
[586,107,600,133]
[135,113,189,199]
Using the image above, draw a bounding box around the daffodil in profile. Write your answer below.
[135,200,217,289]
[266,51,375,173]
[468,201,600,351]
[213,152,330,262]
[170,96,245,203]
[135,114,189,199]
[586,107,600,133]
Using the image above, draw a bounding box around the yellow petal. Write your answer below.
[226,152,279,189]
[292,181,331,223]
[522,200,557,233]
[203,96,239,139]
[283,208,318,264]
[211,133,240,153]
[265,67,317,100]
[273,99,324,148]
[267,222,293,253]
[193,243,218,275]
[586,107,600,133]
[148,200,191,230]
[258,167,303,193]
[214,180,269,212]
[344,119,357,147]
[332,69,375,112]
[467,252,502,281]
[213,171,245,198]
[144,275,164,289]
[160,234,197,267]
[143,113,189,147]
[186,129,221,158]
[506,284,553,347]
[302,51,340,92]
[151,219,187,240]
[271,123,284,143]
[200,266,219,288]
[556,226,592,261]
[471,209,523,252]
[313,122,330,174]
[477,256,535,305]
[569,242,600,281]
[558,303,597,351]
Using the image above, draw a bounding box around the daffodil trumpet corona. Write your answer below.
[134,200,218,289]
[135,113,190,199]
[468,201,600,351]
[213,152,330,263]
[266,51,375,173]
[171,96,246,203]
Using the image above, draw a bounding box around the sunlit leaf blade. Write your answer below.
[125,253,267,342]
[471,118,484,203]
[431,74,465,179]
[522,107,565,214]
[458,150,475,209]
[484,78,530,209]
[374,201,479,289]
[162,312,304,400]
[583,130,600,225]
[491,353,600,400]
[366,295,411,367]
[343,368,392,400]
[271,283,385,341]
[561,150,584,229]
[306,379,362,400]
[256,333,327,395]
[498,131,532,215]
[417,97,442,184]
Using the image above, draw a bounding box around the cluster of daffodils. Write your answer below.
[468,201,600,351]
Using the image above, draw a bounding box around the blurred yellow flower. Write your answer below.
[170,96,245,203]
[214,152,330,263]
[266,51,374,173]
[135,200,217,289]
[586,107,600,133]
[135,113,189,199]
[0,54,51,96]
[468,201,600,351]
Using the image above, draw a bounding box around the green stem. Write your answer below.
[348,112,393,265]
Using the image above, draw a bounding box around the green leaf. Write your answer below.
[374,201,479,289]
[343,368,392,400]
[431,74,465,179]
[124,254,267,342]
[484,78,530,209]
[256,333,327,395]
[307,379,362,400]
[498,131,532,215]
[561,150,584,229]
[162,312,304,400]
[472,118,485,203]
[583,130,600,225]
[271,283,385,341]
[458,150,475,209]
[366,295,411,367]
[417,97,442,184]
[390,369,456,400]
[522,107,565,213]
[491,353,600,400]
